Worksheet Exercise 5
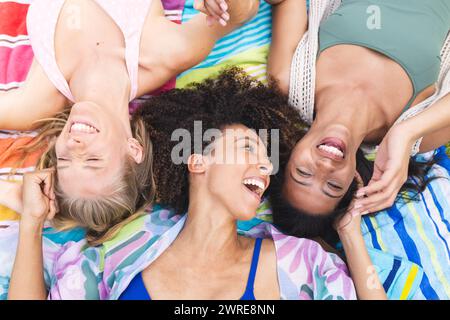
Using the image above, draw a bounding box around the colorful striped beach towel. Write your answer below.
[176,0,272,87]
[361,147,450,299]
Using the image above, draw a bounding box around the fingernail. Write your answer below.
[222,12,230,21]
[361,210,370,215]
[356,191,365,198]
[219,18,227,26]
[220,2,228,11]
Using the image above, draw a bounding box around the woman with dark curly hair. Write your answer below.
[116,68,384,300]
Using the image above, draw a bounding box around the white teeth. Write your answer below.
[71,122,97,134]
[318,144,344,158]
[243,178,265,191]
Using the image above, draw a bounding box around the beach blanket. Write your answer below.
[1,0,449,300]
[360,147,450,299]
[176,0,272,87]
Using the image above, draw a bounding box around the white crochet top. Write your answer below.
[288,0,450,156]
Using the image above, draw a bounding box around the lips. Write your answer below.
[242,177,267,200]
[317,137,346,160]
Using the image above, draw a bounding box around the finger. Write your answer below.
[47,200,57,220]
[41,171,54,199]
[361,194,397,214]
[371,162,384,181]
[218,0,230,20]
[194,0,207,14]
[205,0,228,25]
[356,183,399,210]
[357,170,397,197]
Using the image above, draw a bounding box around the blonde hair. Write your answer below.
[19,109,155,246]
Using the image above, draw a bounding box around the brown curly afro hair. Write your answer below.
[133,67,307,214]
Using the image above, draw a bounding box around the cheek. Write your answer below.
[207,165,235,194]
[54,137,64,155]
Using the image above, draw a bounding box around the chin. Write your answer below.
[234,207,259,221]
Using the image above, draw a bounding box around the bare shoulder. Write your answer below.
[254,238,280,299]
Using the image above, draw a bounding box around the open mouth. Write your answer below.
[242,178,266,199]
[70,122,99,134]
[317,137,346,160]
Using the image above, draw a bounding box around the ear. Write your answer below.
[127,138,144,164]
[187,154,207,174]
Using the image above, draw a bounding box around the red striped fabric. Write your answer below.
[0,1,31,86]
[0,2,29,38]
[0,45,33,85]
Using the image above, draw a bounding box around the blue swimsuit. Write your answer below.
[119,238,263,300]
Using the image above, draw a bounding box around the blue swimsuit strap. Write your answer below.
[240,238,263,300]
[119,238,264,300]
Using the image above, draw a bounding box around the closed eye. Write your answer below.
[243,144,255,152]
[296,168,312,177]
[327,182,343,190]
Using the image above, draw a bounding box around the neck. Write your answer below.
[70,60,132,134]
[315,84,387,145]
[174,188,245,261]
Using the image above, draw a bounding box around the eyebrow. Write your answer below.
[289,171,343,199]
[235,136,260,144]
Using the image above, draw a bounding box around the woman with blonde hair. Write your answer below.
[0,0,259,243]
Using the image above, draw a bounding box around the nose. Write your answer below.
[316,157,335,173]
[258,160,273,176]
[66,137,85,150]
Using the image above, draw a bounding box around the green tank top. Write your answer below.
[319,0,450,110]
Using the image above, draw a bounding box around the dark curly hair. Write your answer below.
[133,67,307,214]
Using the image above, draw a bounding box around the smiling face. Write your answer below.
[283,124,357,215]
[55,101,141,198]
[199,124,273,221]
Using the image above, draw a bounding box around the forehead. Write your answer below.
[219,124,264,145]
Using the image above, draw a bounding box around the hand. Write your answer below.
[334,174,367,236]
[194,0,259,26]
[21,169,57,227]
[194,0,231,26]
[354,125,413,214]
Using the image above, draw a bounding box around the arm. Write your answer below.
[8,170,56,300]
[355,93,450,213]
[138,0,259,96]
[8,220,47,300]
[338,224,387,300]
[267,0,307,94]
[0,59,67,131]
[407,93,450,153]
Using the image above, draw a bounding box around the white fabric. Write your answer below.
[288,0,450,156]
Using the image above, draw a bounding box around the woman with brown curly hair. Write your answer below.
[117,69,381,300]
